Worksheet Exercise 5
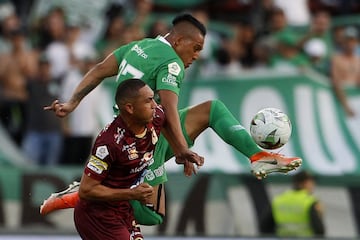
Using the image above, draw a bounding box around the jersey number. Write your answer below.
[116,59,144,81]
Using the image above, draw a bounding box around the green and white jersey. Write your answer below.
[113,36,185,96]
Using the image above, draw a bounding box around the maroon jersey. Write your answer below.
[74,105,165,240]
[85,104,165,190]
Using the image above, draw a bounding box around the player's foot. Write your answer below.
[40,181,80,215]
[250,152,302,179]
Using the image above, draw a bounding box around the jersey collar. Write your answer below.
[157,35,171,47]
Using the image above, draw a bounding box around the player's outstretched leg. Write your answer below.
[40,181,80,215]
[183,100,302,179]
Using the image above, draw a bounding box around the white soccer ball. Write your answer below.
[250,108,292,149]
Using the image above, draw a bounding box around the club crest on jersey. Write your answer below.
[168,62,181,76]
[87,155,108,174]
[95,145,109,159]
[114,127,125,144]
[127,146,139,160]
[142,151,154,166]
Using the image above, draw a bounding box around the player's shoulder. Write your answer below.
[152,105,166,126]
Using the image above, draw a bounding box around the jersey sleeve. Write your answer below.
[113,42,135,64]
[84,143,114,181]
[155,59,185,95]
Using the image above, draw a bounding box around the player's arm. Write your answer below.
[330,55,354,117]
[78,173,154,204]
[310,201,325,236]
[44,53,119,117]
[159,90,204,169]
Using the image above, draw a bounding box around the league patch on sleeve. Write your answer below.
[87,156,108,174]
[168,62,181,76]
[95,145,109,159]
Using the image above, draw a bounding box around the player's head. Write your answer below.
[115,79,157,123]
[166,13,206,68]
[292,170,315,193]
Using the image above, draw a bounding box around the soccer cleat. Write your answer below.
[40,181,80,215]
[250,152,302,179]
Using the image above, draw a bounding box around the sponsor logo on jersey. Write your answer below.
[127,146,139,160]
[145,170,155,181]
[129,161,149,174]
[122,142,136,151]
[87,155,108,174]
[161,73,178,86]
[153,165,165,177]
[131,44,148,59]
[168,62,181,76]
[95,145,109,159]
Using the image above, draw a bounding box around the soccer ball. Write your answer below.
[250,108,292,149]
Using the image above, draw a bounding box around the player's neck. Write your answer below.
[120,115,147,136]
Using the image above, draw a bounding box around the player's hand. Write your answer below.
[183,160,198,177]
[44,100,76,118]
[175,149,204,167]
[132,183,154,204]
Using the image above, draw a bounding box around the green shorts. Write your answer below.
[144,107,194,186]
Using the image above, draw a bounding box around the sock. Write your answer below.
[209,100,263,158]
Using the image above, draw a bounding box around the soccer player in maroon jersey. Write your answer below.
[74,79,164,240]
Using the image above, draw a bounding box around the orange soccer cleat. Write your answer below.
[40,181,80,215]
[250,151,302,180]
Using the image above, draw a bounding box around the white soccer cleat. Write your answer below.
[250,152,302,179]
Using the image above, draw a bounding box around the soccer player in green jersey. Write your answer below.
[42,13,302,225]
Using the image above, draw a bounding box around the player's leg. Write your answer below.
[130,183,165,225]
[183,100,302,178]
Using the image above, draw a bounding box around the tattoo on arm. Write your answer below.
[71,83,98,103]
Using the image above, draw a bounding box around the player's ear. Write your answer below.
[124,103,134,114]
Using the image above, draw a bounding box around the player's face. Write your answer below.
[175,33,204,68]
[132,85,157,124]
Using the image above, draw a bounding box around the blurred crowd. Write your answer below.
[0,0,359,166]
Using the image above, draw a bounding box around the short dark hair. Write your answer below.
[293,170,314,189]
[172,13,206,36]
[115,79,146,106]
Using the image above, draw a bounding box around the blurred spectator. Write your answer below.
[35,6,67,50]
[200,36,243,78]
[259,6,296,39]
[269,33,310,71]
[0,2,21,53]
[41,7,70,81]
[95,7,125,57]
[0,28,37,146]
[235,21,257,68]
[252,38,274,72]
[299,11,333,55]
[146,19,169,38]
[330,26,360,117]
[303,38,329,74]
[260,171,325,237]
[59,47,113,165]
[258,6,300,58]
[22,55,63,165]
